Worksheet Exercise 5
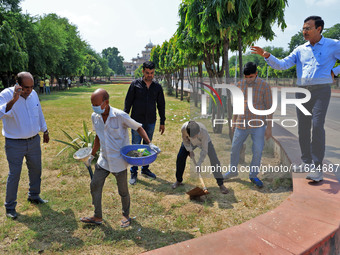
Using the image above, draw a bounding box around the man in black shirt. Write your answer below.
[124,61,166,185]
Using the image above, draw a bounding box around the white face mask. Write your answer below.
[92,101,106,114]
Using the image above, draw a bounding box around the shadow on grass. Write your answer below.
[82,219,194,251]
[136,176,236,209]
[17,204,83,252]
[223,175,293,194]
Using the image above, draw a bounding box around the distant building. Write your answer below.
[124,41,154,76]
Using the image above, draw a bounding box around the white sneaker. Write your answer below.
[306,171,323,182]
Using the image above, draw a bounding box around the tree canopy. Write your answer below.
[102,47,125,75]
[0,5,118,87]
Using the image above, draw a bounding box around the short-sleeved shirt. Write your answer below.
[234,77,272,129]
[40,80,44,87]
[92,106,142,173]
[45,79,50,87]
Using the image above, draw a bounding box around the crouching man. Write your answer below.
[172,121,228,194]
[80,89,159,227]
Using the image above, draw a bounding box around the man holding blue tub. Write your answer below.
[80,88,159,227]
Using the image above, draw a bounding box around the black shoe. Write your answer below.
[141,169,156,179]
[6,209,17,219]
[129,172,138,185]
[27,197,48,204]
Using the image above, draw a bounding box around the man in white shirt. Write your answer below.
[172,121,228,194]
[0,72,50,219]
[80,88,160,227]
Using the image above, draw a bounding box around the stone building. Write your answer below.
[124,41,154,76]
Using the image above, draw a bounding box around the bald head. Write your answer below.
[16,72,34,99]
[17,72,33,86]
[91,89,110,116]
[91,88,109,103]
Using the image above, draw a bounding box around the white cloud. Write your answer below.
[135,27,169,39]
[305,0,338,7]
[57,10,100,27]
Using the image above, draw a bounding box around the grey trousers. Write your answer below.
[91,164,130,218]
[5,134,42,210]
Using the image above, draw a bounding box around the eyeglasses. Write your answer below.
[302,27,314,31]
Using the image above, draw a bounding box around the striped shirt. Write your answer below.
[234,77,272,129]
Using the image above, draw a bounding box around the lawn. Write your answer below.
[0,84,292,254]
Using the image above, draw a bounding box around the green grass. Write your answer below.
[0,84,292,254]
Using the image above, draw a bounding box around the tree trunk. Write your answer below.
[238,30,243,78]
[180,68,184,101]
[238,31,246,163]
[198,62,203,109]
[224,37,234,143]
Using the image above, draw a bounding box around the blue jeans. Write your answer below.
[296,85,331,167]
[130,123,156,173]
[5,135,42,210]
[45,86,50,94]
[230,126,266,178]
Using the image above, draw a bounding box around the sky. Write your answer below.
[20,0,340,62]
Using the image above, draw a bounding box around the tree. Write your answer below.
[102,47,125,75]
[0,0,21,12]
[149,45,163,80]
[177,5,204,106]
[159,40,174,95]
[0,14,28,87]
[288,30,305,53]
[324,23,340,40]
[81,46,111,79]
[35,14,68,78]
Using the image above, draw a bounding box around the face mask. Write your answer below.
[92,101,106,114]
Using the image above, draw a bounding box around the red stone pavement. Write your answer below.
[142,124,340,255]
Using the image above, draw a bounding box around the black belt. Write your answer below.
[6,134,38,141]
[299,84,330,91]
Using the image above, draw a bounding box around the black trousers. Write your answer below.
[175,142,224,186]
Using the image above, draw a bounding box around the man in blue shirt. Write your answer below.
[252,16,340,182]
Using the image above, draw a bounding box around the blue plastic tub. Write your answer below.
[120,144,157,166]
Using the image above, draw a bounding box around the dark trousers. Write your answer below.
[296,85,331,167]
[91,164,130,218]
[176,142,224,186]
[5,135,42,210]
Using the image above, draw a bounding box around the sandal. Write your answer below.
[80,216,103,225]
[120,218,131,228]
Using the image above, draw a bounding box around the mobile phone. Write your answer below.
[15,83,22,92]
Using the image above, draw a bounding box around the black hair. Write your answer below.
[304,16,324,33]
[143,61,155,70]
[243,62,257,75]
[186,121,200,137]
[17,72,33,86]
